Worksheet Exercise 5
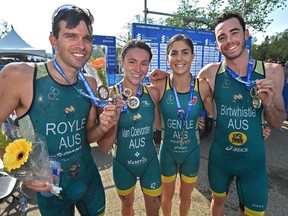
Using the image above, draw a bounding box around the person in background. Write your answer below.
[98,40,162,216]
[197,13,286,216]
[0,5,119,216]
[114,64,120,74]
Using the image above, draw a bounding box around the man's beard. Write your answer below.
[222,41,246,60]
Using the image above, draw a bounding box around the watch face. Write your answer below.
[127,96,140,109]
[98,85,109,100]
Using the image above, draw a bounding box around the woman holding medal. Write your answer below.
[149,34,214,216]
[98,40,162,216]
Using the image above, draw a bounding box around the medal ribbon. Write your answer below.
[171,75,195,129]
[53,59,107,107]
[225,56,256,90]
[118,81,142,112]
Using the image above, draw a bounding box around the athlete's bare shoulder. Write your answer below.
[0,62,35,81]
[147,83,160,104]
[264,62,284,81]
[197,62,221,91]
[0,62,35,119]
[197,62,221,79]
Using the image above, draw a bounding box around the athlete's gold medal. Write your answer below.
[250,87,262,109]
[97,85,109,100]
[252,96,261,109]
[127,96,140,109]
[122,88,132,98]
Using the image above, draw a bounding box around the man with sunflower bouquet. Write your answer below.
[0,119,58,195]
[0,4,120,216]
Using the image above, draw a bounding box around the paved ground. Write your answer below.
[1,121,288,215]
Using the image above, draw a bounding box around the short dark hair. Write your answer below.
[52,5,94,39]
[166,34,194,54]
[214,12,245,32]
[121,40,153,62]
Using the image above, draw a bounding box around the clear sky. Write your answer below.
[1,0,287,53]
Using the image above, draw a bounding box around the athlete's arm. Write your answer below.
[197,63,220,92]
[148,85,161,130]
[199,78,214,118]
[96,93,124,153]
[258,63,286,128]
[149,69,170,83]
[262,125,271,140]
[0,63,53,193]
[0,62,34,122]
[86,78,119,146]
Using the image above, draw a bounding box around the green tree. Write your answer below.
[0,20,10,39]
[251,30,288,61]
[251,36,271,60]
[165,0,287,33]
[116,0,288,60]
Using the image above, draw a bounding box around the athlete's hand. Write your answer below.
[256,79,275,108]
[198,116,205,130]
[23,180,53,192]
[262,125,271,140]
[99,94,126,132]
[113,94,125,119]
[149,69,169,83]
[99,103,119,133]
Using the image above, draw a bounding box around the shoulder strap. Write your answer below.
[254,60,265,76]
[35,63,48,79]
[143,84,148,94]
[165,76,171,91]
[217,62,225,75]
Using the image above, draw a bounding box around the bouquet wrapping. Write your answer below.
[0,122,62,197]
[84,45,110,100]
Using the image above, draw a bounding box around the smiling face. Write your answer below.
[167,40,194,76]
[120,47,150,86]
[50,20,93,71]
[215,17,249,60]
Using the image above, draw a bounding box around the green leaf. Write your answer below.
[0,130,12,148]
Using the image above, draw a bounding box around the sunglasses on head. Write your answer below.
[52,4,75,20]
[52,4,93,22]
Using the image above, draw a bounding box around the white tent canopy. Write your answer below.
[0,26,46,58]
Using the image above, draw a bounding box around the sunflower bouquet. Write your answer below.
[0,122,62,198]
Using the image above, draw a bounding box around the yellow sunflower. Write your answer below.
[3,139,32,172]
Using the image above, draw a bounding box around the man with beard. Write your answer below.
[197,13,286,216]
